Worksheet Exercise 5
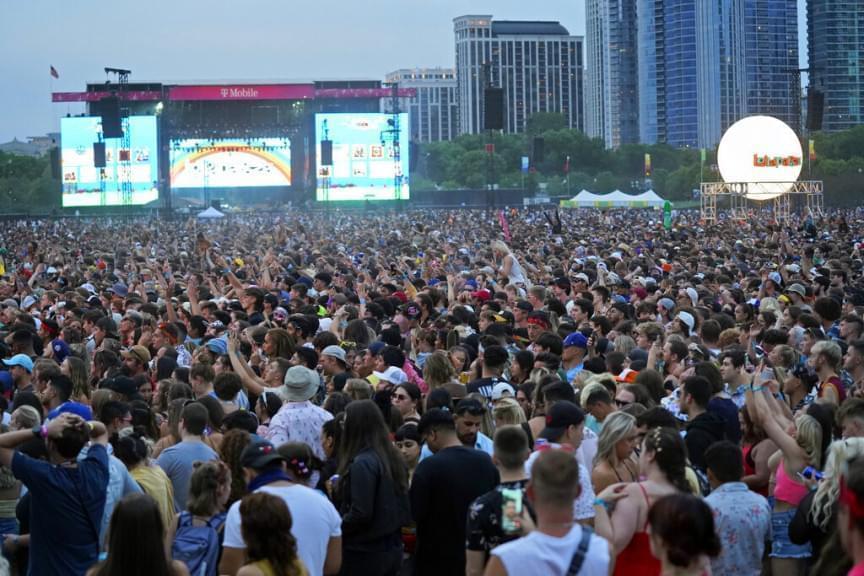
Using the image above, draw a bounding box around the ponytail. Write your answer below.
[645,427,692,494]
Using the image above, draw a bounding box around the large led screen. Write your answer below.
[169,138,292,188]
[60,116,159,207]
[315,113,410,201]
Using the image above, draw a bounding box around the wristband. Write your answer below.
[593,498,612,511]
[31,425,47,439]
[752,386,764,393]
[359,298,366,305]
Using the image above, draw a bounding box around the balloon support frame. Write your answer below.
[699,180,824,223]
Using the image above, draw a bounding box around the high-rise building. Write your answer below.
[453,15,584,135]
[585,0,639,148]
[384,68,459,142]
[808,0,864,132]
[696,0,799,147]
[638,0,699,147]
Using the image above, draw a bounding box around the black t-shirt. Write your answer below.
[248,311,265,326]
[466,377,506,401]
[465,479,531,556]
[410,446,499,576]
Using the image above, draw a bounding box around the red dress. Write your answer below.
[613,483,661,576]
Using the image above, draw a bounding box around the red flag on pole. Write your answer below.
[498,210,511,243]
[50,65,59,79]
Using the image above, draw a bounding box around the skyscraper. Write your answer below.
[638,0,699,147]
[384,68,459,142]
[453,15,584,134]
[808,0,864,131]
[585,0,639,148]
[697,0,799,147]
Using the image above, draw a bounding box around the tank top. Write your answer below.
[507,254,528,285]
[774,459,809,506]
[742,444,768,497]
[613,483,661,576]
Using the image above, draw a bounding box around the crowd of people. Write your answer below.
[0,206,863,575]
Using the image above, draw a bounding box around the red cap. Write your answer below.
[392,291,408,304]
[471,289,491,302]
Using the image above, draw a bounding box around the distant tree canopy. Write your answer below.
[413,113,864,205]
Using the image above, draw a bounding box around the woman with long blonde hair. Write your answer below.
[592,412,639,493]
[789,438,864,573]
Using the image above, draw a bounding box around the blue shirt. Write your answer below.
[79,445,141,549]
[12,443,110,576]
[156,440,218,512]
[705,482,772,576]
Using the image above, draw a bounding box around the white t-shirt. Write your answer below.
[525,444,595,521]
[223,484,341,576]
[492,525,610,576]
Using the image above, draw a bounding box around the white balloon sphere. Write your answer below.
[717,115,803,200]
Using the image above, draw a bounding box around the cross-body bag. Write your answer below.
[566,525,594,576]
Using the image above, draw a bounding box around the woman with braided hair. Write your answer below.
[592,426,692,576]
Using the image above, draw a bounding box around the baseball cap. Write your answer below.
[676,311,695,333]
[658,298,675,311]
[563,332,589,349]
[21,295,36,311]
[321,345,347,364]
[111,283,129,298]
[121,345,152,365]
[2,354,33,373]
[491,382,516,401]
[241,439,286,470]
[403,304,422,320]
[367,341,386,356]
[373,366,408,386]
[572,272,590,284]
[50,339,71,364]
[786,283,806,298]
[540,401,585,441]
[205,338,228,356]
[472,289,492,302]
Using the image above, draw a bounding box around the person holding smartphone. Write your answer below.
[465,426,532,576]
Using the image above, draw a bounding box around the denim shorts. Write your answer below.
[770,509,812,559]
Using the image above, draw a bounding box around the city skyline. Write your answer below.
[0,0,810,145]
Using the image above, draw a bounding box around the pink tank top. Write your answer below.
[774,459,809,506]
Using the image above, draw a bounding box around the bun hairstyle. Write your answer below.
[188,460,231,516]
[648,494,721,567]
[644,427,692,494]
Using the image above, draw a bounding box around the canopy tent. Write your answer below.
[197,206,226,219]
[560,189,669,208]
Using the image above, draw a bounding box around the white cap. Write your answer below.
[491,382,516,401]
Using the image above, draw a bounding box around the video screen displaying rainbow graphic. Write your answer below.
[169,137,292,188]
[60,116,159,207]
[315,113,410,201]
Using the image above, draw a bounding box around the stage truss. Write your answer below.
[700,181,824,223]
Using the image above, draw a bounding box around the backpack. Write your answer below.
[171,511,227,576]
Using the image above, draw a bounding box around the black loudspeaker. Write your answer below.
[93,142,106,168]
[533,137,545,163]
[320,140,333,165]
[100,97,123,138]
[484,88,504,130]
[807,90,824,132]
[50,147,61,179]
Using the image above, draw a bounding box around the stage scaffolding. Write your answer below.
[700,180,824,223]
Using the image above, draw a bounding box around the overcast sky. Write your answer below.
[0,0,806,143]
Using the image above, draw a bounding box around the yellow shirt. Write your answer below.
[131,464,176,529]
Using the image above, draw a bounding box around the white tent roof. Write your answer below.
[561,189,668,208]
[197,206,225,219]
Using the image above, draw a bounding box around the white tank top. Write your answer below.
[492,525,610,576]
[506,254,527,285]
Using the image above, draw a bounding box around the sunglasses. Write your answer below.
[615,399,632,408]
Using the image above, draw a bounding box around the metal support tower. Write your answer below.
[105,68,133,206]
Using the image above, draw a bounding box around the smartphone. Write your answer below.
[501,488,523,535]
